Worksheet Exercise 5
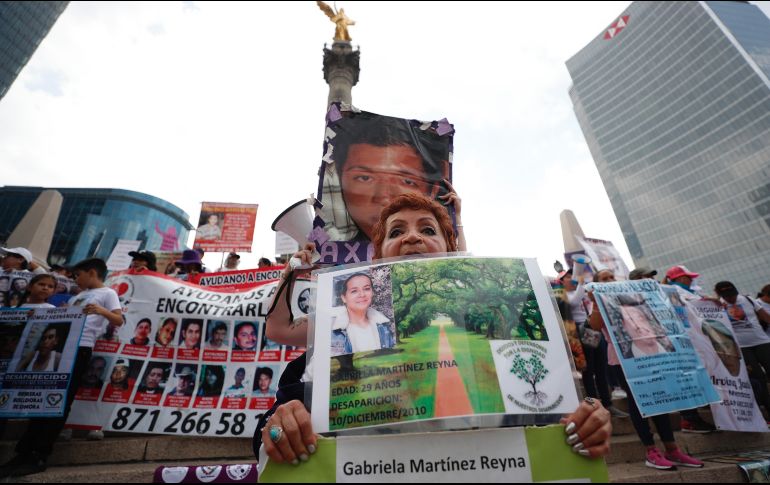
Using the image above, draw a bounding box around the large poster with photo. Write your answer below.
[193,202,258,253]
[310,256,580,433]
[576,237,629,281]
[684,296,768,432]
[66,270,308,437]
[590,280,720,417]
[0,271,79,308]
[0,308,86,417]
[314,105,455,265]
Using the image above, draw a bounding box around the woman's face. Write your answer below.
[620,306,656,340]
[158,321,176,345]
[341,144,433,240]
[2,254,24,271]
[596,270,616,283]
[380,209,448,258]
[206,369,218,386]
[39,329,58,352]
[341,275,373,313]
[135,321,151,339]
[111,365,128,384]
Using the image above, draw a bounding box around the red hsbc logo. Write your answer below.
[604,15,630,40]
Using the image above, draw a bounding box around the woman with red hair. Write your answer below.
[256,191,610,466]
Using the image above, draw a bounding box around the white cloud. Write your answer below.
[13,0,761,274]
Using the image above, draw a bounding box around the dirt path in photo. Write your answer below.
[433,324,473,417]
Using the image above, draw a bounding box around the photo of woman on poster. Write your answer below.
[702,319,742,377]
[606,294,675,359]
[197,365,225,398]
[155,317,177,348]
[330,271,395,356]
[15,323,70,372]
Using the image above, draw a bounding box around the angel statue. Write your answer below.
[317,1,355,42]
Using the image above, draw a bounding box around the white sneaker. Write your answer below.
[87,430,104,441]
[58,428,73,441]
[612,388,627,400]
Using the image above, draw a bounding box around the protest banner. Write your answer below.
[0,270,33,308]
[106,239,142,271]
[193,267,284,292]
[0,309,29,375]
[678,294,767,432]
[310,256,580,433]
[194,202,258,253]
[258,426,608,483]
[275,231,299,256]
[314,105,455,265]
[0,307,85,417]
[590,280,720,417]
[65,270,309,437]
[576,237,629,280]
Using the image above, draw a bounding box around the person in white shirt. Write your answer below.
[197,214,223,240]
[0,258,122,478]
[11,274,56,310]
[217,253,240,272]
[716,281,770,384]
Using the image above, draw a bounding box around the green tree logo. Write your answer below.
[511,354,549,406]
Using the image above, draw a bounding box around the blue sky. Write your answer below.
[2,1,768,274]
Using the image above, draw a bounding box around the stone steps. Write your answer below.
[607,458,745,483]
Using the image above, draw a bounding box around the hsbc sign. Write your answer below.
[604,15,630,40]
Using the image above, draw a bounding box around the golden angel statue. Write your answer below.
[317,1,355,42]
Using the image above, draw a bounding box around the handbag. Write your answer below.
[579,324,602,349]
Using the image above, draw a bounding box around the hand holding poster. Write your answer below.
[310,256,580,433]
[0,307,86,417]
[576,237,629,281]
[315,105,455,265]
[590,280,719,417]
[194,202,258,253]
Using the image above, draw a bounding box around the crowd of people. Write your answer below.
[556,262,770,471]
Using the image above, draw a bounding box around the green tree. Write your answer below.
[510,353,549,406]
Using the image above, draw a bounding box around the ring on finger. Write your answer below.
[269,425,284,444]
[584,397,598,409]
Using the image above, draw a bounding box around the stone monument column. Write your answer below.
[323,41,360,107]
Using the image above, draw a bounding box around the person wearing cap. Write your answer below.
[258,258,273,269]
[629,267,658,281]
[174,250,204,281]
[715,281,770,382]
[559,270,626,418]
[168,366,196,397]
[129,251,157,273]
[0,247,47,276]
[661,266,720,434]
[217,252,240,272]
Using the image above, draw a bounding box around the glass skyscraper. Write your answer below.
[0,1,68,101]
[567,1,770,293]
[0,186,193,265]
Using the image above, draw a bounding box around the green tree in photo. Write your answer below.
[511,353,549,406]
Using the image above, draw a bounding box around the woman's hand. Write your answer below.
[438,179,462,219]
[283,243,315,279]
[560,398,612,458]
[261,400,318,465]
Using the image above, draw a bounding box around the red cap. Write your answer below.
[666,265,699,281]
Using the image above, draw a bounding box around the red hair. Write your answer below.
[372,193,457,259]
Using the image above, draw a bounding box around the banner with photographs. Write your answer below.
[576,237,629,281]
[314,105,455,265]
[0,271,78,308]
[0,308,86,417]
[193,202,258,253]
[590,280,720,417]
[66,271,308,437]
[259,426,608,483]
[310,256,580,434]
[682,296,767,432]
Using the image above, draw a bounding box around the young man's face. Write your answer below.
[235,325,256,350]
[234,370,245,386]
[341,143,437,240]
[111,365,129,385]
[258,373,271,392]
[145,367,164,389]
[85,358,106,385]
[211,327,226,347]
[74,269,97,288]
[183,323,202,347]
[131,259,149,271]
[157,321,176,346]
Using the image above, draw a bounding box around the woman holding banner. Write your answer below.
[588,269,703,471]
[257,193,612,466]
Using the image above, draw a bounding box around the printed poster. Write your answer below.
[310,256,580,433]
[590,280,720,417]
[259,426,608,483]
[0,307,86,417]
[194,202,258,253]
[314,105,455,265]
[66,270,309,437]
[576,237,629,281]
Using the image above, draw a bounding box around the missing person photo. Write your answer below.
[137,362,171,395]
[15,322,71,372]
[604,294,675,360]
[329,269,396,357]
[205,320,230,350]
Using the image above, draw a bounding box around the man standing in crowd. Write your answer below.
[217,252,240,272]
